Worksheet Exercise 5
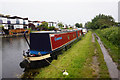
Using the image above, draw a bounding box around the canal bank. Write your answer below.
[94,33,119,78]
[20,31,109,78]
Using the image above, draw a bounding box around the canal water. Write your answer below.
[2,36,29,78]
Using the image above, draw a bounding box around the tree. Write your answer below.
[75,23,80,28]
[58,22,64,27]
[75,23,82,28]
[85,14,116,29]
[28,23,35,30]
[39,22,48,30]
[85,21,92,29]
[79,23,83,28]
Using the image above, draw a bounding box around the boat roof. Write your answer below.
[31,31,60,34]
[31,30,79,34]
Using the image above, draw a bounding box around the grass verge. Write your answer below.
[95,30,119,70]
[35,31,93,78]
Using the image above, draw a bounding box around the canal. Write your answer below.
[2,36,29,78]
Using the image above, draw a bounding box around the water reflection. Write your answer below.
[21,58,51,79]
[2,36,52,79]
[0,37,2,79]
[2,36,29,78]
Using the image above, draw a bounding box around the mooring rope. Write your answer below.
[44,58,64,72]
[38,53,68,75]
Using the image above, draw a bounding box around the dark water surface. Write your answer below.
[2,36,29,78]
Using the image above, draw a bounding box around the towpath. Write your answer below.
[92,33,99,78]
[94,33,119,79]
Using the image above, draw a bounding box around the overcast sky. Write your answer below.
[0,0,119,25]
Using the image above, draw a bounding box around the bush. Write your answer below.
[96,27,119,46]
[48,26,55,30]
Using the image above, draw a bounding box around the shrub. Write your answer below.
[96,27,119,46]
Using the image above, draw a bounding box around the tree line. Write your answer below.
[85,14,118,29]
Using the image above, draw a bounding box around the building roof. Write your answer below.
[0,15,28,20]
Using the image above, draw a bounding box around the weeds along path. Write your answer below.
[94,33,119,78]
[95,29,119,70]
[91,33,110,78]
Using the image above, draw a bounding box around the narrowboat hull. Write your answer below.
[20,30,83,69]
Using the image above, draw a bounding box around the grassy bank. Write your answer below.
[34,31,93,78]
[95,28,119,69]
[21,31,109,79]
[29,31,108,78]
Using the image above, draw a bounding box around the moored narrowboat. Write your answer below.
[20,30,83,68]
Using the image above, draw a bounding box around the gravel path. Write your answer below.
[94,33,119,79]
